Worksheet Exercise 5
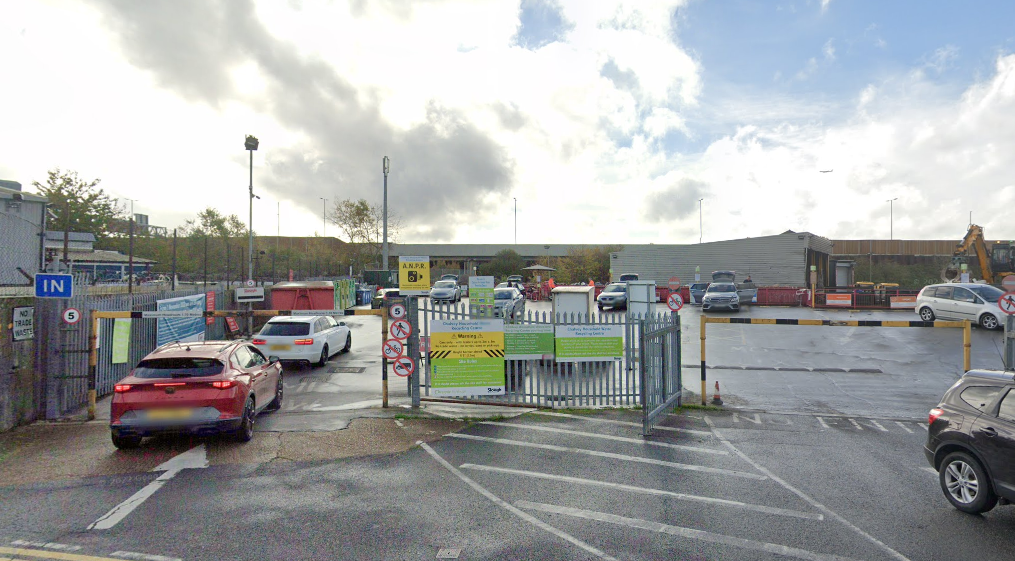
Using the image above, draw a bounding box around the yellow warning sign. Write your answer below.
[431,330,505,359]
[398,255,431,295]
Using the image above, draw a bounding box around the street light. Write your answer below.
[320,197,327,236]
[698,198,704,244]
[887,197,898,240]
[245,134,259,335]
[382,156,389,271]
[513,197,517,245]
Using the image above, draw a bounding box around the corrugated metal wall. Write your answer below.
[611,232,828,287]
[830,239,961,256]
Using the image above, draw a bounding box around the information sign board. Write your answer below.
[11,306,33,341]
[554,324,624,362]
[430,319,505,397]
[398,256,431,295]
[469,276,495,318]
[504,324,554,360]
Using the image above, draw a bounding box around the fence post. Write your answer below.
[639,317,650,436]
[700,315,707,406]
[87,311,98,420]
[1006,315,1015,371]
[407,295,420,408]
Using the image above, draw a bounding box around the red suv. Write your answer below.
[110,341,283,449]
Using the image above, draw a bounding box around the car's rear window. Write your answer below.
[133,358,225,379]
[603,284,625,293]
[434,281,456,288]
[494,289,514,300]
[260,322,311,336]
[960,386,1002,412]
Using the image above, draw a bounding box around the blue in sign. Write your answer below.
[35,274,74,298]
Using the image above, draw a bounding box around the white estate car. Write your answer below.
[252,315,351,367]
[915,283,1005,329]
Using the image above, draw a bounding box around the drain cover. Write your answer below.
[329,366,366,374]
[436,549,461,559]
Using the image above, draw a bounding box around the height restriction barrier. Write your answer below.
[698,316,973,406]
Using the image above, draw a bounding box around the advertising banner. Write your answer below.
[156,293,207,346]
[469,276,495,318]
[111,318,131,364]
[554,324,624,362]
[430,319,505,397]
[205,291,215,325]
[504,324,554,359]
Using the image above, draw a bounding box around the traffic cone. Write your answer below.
[711,381,723,406]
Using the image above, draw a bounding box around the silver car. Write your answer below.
[597,283,628,310]
[915,283,1004,329]
[493,287,525,319]
[429,280,461,303]
[702,282,740,312]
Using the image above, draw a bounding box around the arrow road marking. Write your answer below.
[88,445,207,530]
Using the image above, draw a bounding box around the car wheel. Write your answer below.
[316,345,329,367]
[919,307,936,321]
[266,376,283,412]
[111,432,142,449]
[979,313,1000,330]
[342,333,352,353]
[940,451,997,514]
[234,397,256,442]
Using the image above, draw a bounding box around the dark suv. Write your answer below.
[925,369,1015,514]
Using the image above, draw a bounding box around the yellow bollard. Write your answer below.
[700,315,707,406]
[963,320,971,372]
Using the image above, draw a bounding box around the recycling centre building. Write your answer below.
[609,230,834,288]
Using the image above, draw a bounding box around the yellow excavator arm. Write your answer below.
[944,224,995,283]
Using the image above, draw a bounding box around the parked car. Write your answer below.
[493,287,526,319]
[371,288,401,309]
[252,315,351,367]
[440,274,459,282]
[925,369,1015,514]
[506,275,524,284]
[109,341,283,448]
[689,282,710,305]
[429,280,461,303]
[619,273,639,282]
[915,283,1005,329]
[597,282,628,310]
[702,282,740,312]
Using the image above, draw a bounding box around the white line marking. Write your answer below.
[461,464,821,520]
[895,422,914,434]
[446,434,765,480]
[530,411,712,436]
[419,442,618,561]
[921,467,938,476]
[515,501,860,561]
[394,419,404,427]
[10,540,82,551]
[816,416,830,429]
[111,551,185,561]
[703,417,912,561]
[867,420,888,432]
[732,412,762,425]
[480,422,726,455]
[709,409,925,423]
[919,423,929,431]
[88,469,180,530]
[848,418,863,431]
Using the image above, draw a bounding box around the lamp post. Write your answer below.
[887,197,898,240]
[382,156,390,271]
[244,134,259,335]
[698,198,704,244]
[320,197,327,236]
[513,197,517,245]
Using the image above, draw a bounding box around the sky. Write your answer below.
[2,0,1015,245]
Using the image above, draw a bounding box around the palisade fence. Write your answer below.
[419,302,682,430]
[36,279,230,418]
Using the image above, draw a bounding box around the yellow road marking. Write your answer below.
[0,547,127,561]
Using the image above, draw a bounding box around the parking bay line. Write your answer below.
[480,422,727,455]
[446,434,766,480]
[0,547,135,561]
[530,411,713,437]
[461,463,822,520]
[514,501,861,561]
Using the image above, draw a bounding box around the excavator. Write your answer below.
[943,224,1015,284]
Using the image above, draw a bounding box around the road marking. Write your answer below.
[732,413,761,424]
[703,417,912,561]
[514,502,860,561]
[480,422,727,455]
[0,547,130,561]
[110,552,183,561]
[713,409,925,423]
[313,399,384,411]
[921,467,938,476]
[10,542,82,552]
[919,423,928,431]
[867,420,888,432]
[88,445,207,531]
[446,434,766,480]
[530,411,713,436]
[461,464,822,520]
[895,422,914,434]
[848,418,863,431]
[394,419,405,427]
[420,442,619,561]
[815,416,830,429]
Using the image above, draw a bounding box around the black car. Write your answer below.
[925,369,1015,514]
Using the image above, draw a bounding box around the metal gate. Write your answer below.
[417,302,681,433]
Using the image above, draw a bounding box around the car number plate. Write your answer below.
[269,344,291,351]
[146,408,193,420]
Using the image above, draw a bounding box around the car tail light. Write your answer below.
[294,339,314,345]
[252,339,266,345]
[114,384,132,393]
[929,408,944,425]
[211,380,237,389]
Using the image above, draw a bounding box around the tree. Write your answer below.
[479,249,525,281]
[554,245,622,285]
[32,168,126,241]
[328,198,401,271]
[179,207,248,238]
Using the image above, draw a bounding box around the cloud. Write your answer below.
[644,177,708,222]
